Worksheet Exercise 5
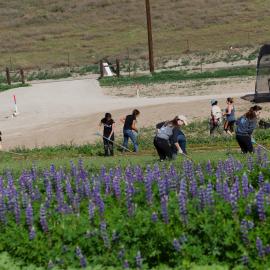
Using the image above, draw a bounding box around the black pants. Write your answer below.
[103,137,114,156]
[154,137,173,160]
[236,134,253,153]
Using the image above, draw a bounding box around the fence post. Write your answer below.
[100,60,104,78]
[5,67,11,85]
[116,59,120,77]
[20,69,25,84]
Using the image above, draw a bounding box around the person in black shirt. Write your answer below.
[120,109,140,152]
[100,113,115,156]
[154,115,188,161]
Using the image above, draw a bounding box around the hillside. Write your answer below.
[0,0,269,69]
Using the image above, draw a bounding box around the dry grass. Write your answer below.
[0,0,269,69]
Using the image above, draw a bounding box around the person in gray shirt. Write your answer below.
[235,105,262,153]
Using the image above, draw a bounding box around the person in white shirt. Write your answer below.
[210,99,222,135]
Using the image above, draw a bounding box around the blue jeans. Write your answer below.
[123,129,138,152]
[177,134,187,154]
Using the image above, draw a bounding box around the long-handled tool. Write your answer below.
[94,132,133,153]
[254,141,270,154]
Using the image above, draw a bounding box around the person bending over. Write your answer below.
[121,109,140,152]
[154,115,187,161]
[100,113,115,156]
[235,105,262,153]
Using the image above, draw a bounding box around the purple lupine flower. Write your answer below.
[265,245,270,256]
[173,238,181,252]
[125,180,134,216]
[75,246,87,268]
[95,194,105,217]
[145,172,153,205]
[245,204,252,216]
[88,200,95,223]
[160,195,169,224]
[26,201,33,229]
[241,255,249,266]
[241,173,249,198]
[196,164,204,185]
[104,175,111,195]
[118,248,125,260]
[79,256,87,268]
[256,189,266,221]
[29,226,36,240]
[179,179,188,224]
[112,176,121,199]
[0,194,6,224]
[72,194,80,213]
[258,172,264,187]
[264,183,270,194]
[198,187,205,210]
[14,199,21,224]
[261,152,268,168]
[247,155,253,171]
[40,204,48,232]
[206,183,214,207]
[206,160,212,175]
[240,220,249,245]
[65,177,74,203]
[135,166,144,182]
[256,237,265,258]
[123,260,129,269]
[136,251,142,269]
[222,180,230,202]
[230,179,240,213]
[215,180,223,197]
[83,178,91,199]
[112,230,120,242]
[100,221,110,248]
[256,146,263,164]
[151,212,158,222]
[215,160,224,180]
[190,178,197,198]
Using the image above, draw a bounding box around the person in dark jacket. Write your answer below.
[120,109,140,152]
[99,113,115,156]
[154,115,188,161]
[235,105,262,153]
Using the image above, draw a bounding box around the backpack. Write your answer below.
[156,124,174,140]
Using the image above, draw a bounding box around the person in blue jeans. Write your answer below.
[120,109,140,152]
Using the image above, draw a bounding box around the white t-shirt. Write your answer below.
[211,105,222,120]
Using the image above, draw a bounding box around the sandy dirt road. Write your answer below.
[0,75,265,149]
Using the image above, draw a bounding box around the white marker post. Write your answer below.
[12,95,19,117]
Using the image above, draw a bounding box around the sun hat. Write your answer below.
[210,99,217,105]
[177,115,188,125]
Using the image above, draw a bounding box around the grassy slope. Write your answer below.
[0,0,269,69]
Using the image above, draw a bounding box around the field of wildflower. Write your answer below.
[0,146,270,270]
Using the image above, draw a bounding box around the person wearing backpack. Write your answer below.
[154,115,188,161]
[235,105,262,153]
[99,113,115,156]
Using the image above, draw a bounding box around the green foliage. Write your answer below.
[100,67,255,87]
[0,83,30,92]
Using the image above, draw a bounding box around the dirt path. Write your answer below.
[0,76,266,149]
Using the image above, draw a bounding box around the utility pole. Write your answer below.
[145,0,154,74]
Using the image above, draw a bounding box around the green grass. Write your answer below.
[0,83,30,92]
[0,0,269,69]
[100,67,256,86]
[1,119,270,174]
